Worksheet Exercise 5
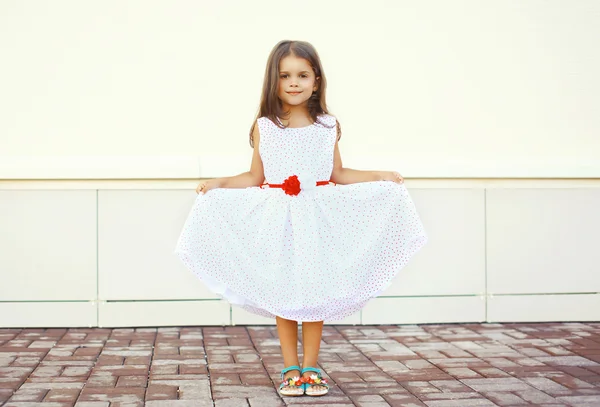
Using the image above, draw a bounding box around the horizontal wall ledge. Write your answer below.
[0,156,200,179]
[487,293,600,322]
[99,300,231,327]
[1,155,599,180]
[0,302,97,328]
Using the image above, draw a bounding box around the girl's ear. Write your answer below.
[314,76,320,92]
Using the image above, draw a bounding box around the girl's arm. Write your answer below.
[330,140,403,185]
[196,124,265,194]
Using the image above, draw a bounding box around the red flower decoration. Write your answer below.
[282,175,301,196]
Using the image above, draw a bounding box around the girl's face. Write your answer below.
[277,54,319,110]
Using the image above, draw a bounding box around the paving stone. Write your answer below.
[78,387,145,404]
[247,396,285,406]
[555,395,600,406]
[522,377,572,395]
[443,367,483,378]
[20,381,84,390]
[239,373,273,386]
[480,391,529,406]
[145,401,213,407]
[424,400,496,406]
[515,388,559,404]
[145,384,178,400]
[214,398,249,407]
[178,381,212,400]
[7,387,47,402]
[4,403,73,407]
[209,363,265,373]
[471,367,510,378]
[115,375,147,387]
[536,356,599,366]
[461,377,533,392]
[0,388,14,402]
[62,366,93,376]
[212,384,277,398]
[43,388,81,402]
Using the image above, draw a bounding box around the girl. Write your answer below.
[175,40,427,397]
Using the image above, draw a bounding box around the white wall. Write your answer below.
[1,2,599,327]
[1,1,598,177]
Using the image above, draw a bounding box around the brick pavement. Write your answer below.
[0,323,599,406]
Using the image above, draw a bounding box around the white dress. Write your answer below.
[175,114,427,322]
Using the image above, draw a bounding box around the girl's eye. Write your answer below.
[279,74,309,79]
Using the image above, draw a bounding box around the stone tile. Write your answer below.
[212,384,277,398]
[480,391,529,406]
[239,373,273,386]
[116,375,148,387]
[535,356,599,367]
[515,388,557,404]
[145,384,179,400]
[7,387,47,402]
[461,377,533,392]
[423,400,497,406]
[4,403,73,407]
[214,399,249,407]
[20,381,85,390]
[555,395,600,406]
[384,393,428,407]
[78,387,145,404]
[247,396,285,406]
[145,401,213,407]
[43,388,81,402]
[522,377,572,395]
[444,367,483,378]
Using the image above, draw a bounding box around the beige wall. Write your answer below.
[1,1,598,177]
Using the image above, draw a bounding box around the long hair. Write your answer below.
[249,40,341,147]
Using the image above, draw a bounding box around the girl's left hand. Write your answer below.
[196,178,222,194]
[380,171,404,184]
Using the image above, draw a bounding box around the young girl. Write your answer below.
[175,40,427,397]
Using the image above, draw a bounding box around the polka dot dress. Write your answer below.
[175,114,428,322]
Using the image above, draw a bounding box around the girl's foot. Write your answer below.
[301,367,329,396]
[278,365,303,397]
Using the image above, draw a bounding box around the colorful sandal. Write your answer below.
[301,366,329,396]
[278,365,303,397]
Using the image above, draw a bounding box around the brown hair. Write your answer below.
[249,40,341,147]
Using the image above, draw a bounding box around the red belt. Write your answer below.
[260,175,335,196]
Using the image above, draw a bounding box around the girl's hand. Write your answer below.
[196,178,222,194]
[380,171,404,184]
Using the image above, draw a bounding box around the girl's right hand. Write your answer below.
[196,178,222,194]
[379,171,404,184]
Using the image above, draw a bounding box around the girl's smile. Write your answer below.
[277,54,318,109]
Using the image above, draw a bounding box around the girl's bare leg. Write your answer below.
[301,320,327,394]
[275,316,301,393]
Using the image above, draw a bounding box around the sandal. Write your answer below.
[301,366,329,396]
[278,365,303,397]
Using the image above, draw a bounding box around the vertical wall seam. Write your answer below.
[96,189,100,327]
[484,188,489,322]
